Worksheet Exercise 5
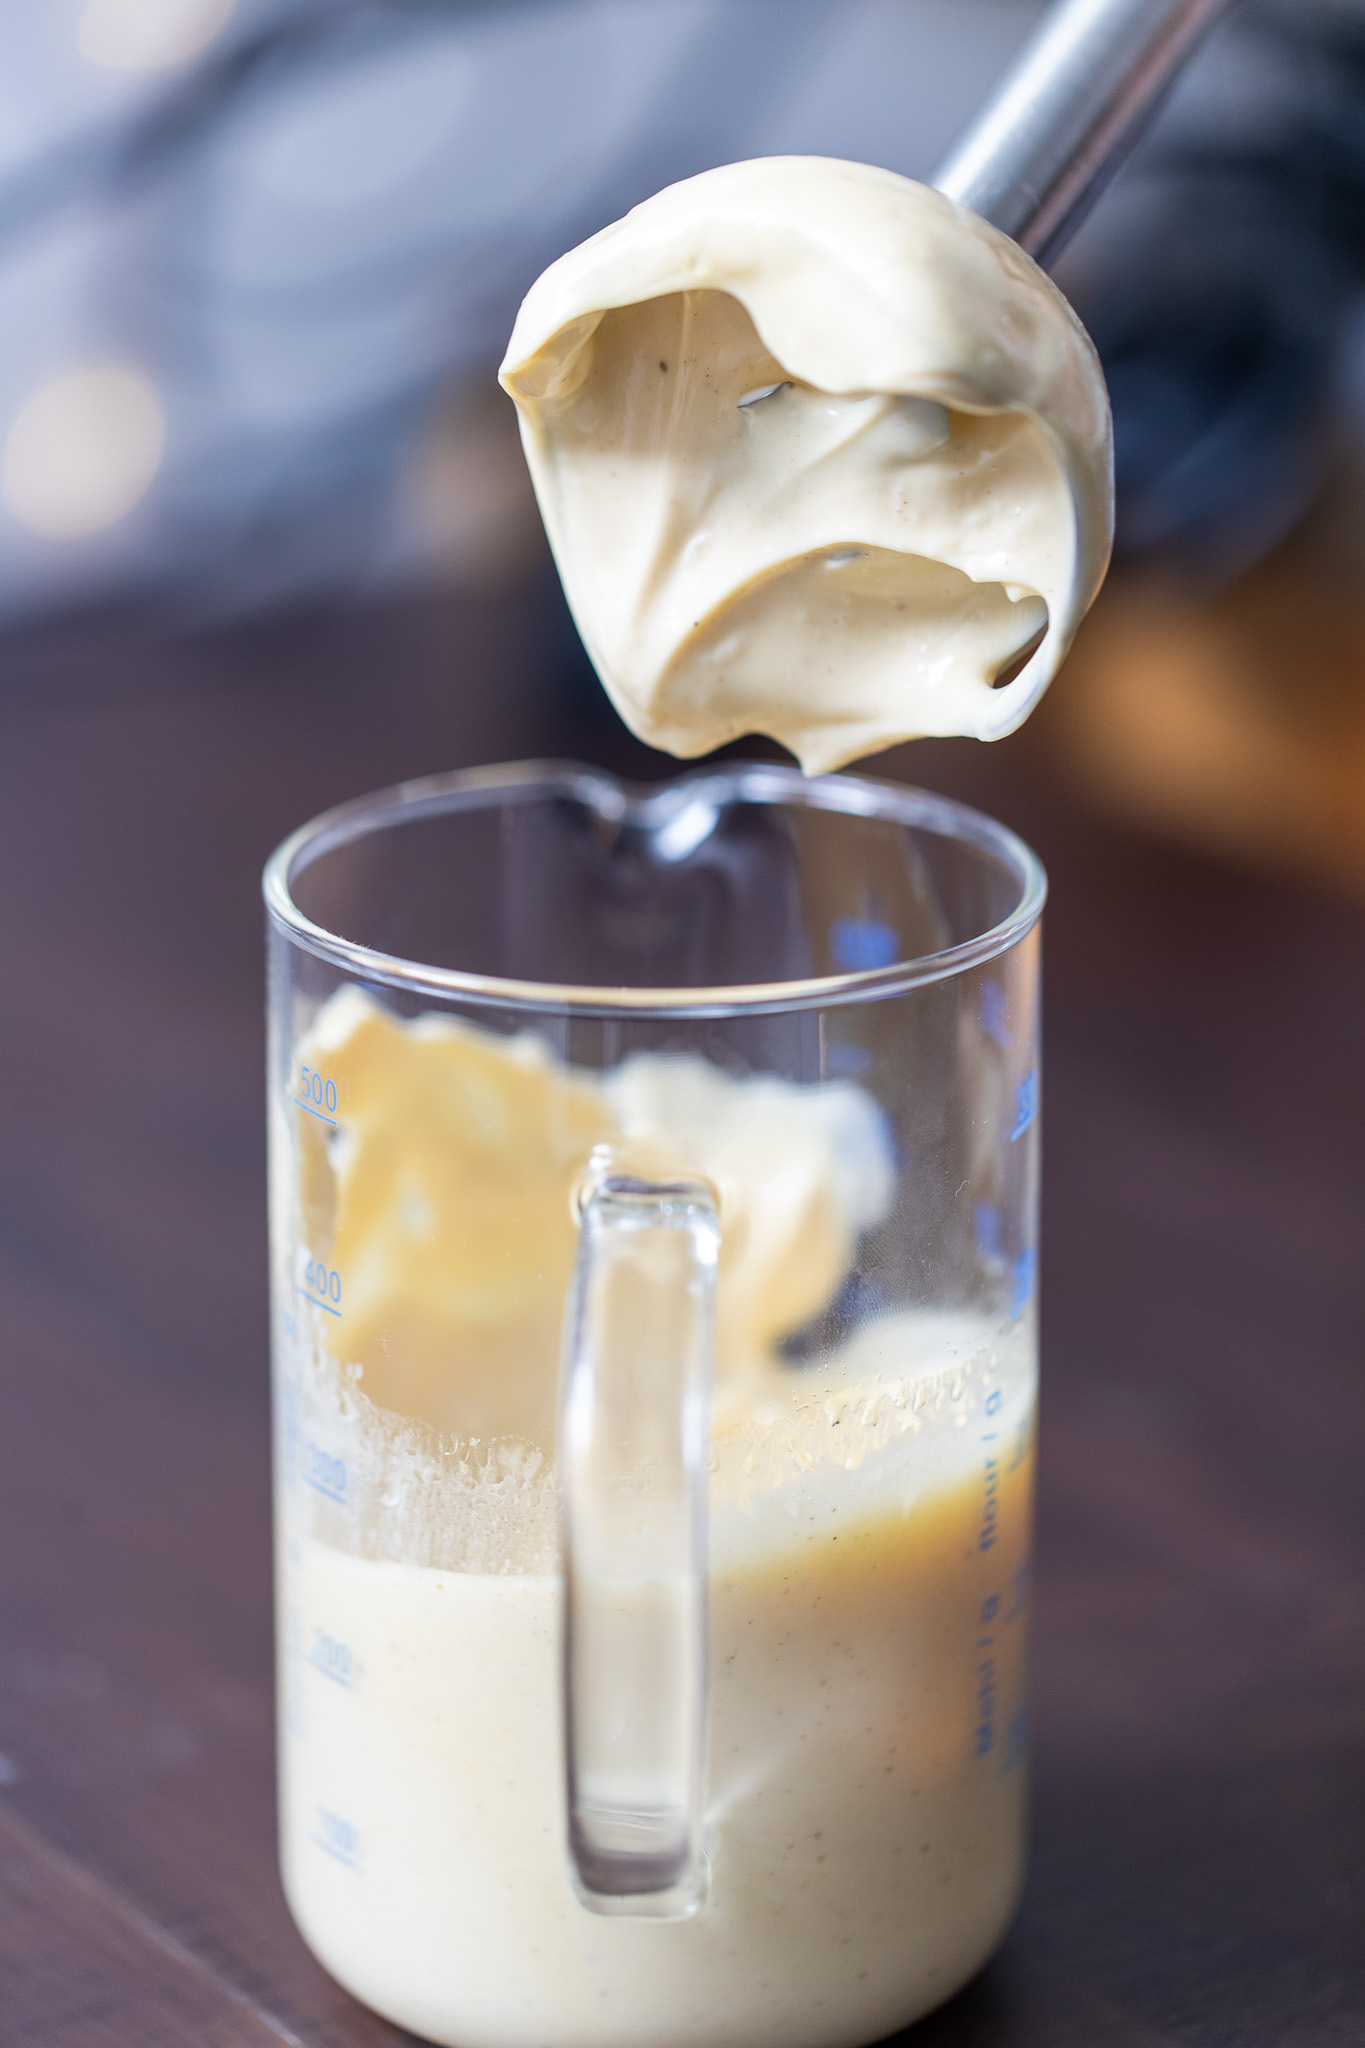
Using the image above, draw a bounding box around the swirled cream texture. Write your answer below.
[500,156,1112,772]
[292,986,895,1450]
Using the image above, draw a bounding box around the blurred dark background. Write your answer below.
[1,6,1363,2045]
[4,0,1365,889]
[0,0,1359,617]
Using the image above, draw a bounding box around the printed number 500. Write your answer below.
[298,1066,338,1115]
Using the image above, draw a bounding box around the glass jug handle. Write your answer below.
[559,1168,720,1919]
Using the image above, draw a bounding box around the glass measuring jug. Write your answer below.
[264,759,1044,2048]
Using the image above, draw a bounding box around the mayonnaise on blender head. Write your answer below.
[500,155,1113,772]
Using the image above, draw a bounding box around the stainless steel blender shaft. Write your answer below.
[932,0,1235,266]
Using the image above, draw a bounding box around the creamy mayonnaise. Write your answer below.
[280,1331,1033,2048]
[500,156,1112,771]
[275,992,1035,2047]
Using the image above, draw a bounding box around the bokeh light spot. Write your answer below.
[78,0,235,73]
[3,367,166,540]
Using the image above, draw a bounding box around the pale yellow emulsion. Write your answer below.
[500,156,1113,771]
[276,992,1035,2048]
[281,1430,1032,2048]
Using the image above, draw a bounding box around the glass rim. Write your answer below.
[262,759,1047,1018]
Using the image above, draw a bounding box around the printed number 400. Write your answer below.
[304,1257,341,1306]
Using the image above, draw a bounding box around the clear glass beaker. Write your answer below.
[263,759,1044,2048]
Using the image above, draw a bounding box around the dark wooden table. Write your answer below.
[1,578,1361,2045]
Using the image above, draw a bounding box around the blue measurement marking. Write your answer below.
[304,1444,346,1504]
[1002,1705,1028,1773]
[305,1469,346,1505]
[306,1477,346,1506]
[295,1285,341,1319]
[974,1201,1002,1258]
[974,1652,997,1754]
[1009,1070,1038,1141]
[292,1095,337,1128]
[981,980,1012,1050]
[308,1631,354,1688]
[978,1453,999,1554]
[1010,1248,1037,1317]
[310,1810,359,1869]
[309,1653,352,1688]
[974,1404,1005,1760]
[829,916,899,971]
[304,1474,347,1507]
[312,1832,356,1867]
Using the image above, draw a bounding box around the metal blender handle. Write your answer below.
[932,0,1235,267]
